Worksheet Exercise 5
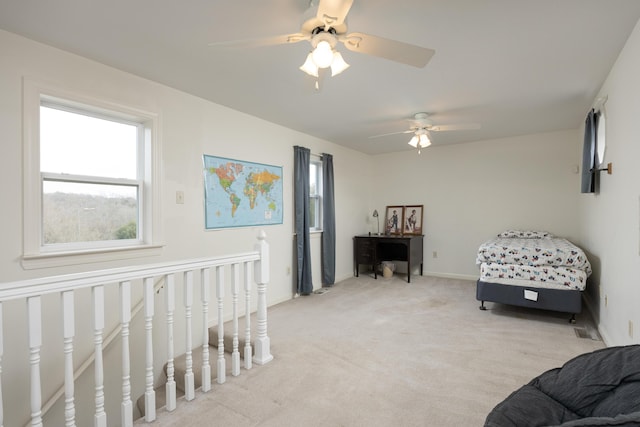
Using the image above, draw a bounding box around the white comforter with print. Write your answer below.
[476,232,592,291]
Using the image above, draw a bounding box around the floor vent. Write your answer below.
[574,327,602,341]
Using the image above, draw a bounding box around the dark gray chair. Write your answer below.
[485,345,640,427]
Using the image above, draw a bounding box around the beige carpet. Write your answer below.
[136,274,604,427]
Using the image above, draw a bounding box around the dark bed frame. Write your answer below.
[476,280,582,323]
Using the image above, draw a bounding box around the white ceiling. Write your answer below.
[2,0,640,154]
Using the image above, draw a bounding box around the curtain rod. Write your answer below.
[295,145,330,159]
[593,95,608,111]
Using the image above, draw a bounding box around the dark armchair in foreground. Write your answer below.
[485,345,640,427]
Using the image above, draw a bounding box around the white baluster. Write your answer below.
[231,264,240,377]
[183,271,195,401]
[164,274,176,412]
[143,278,156,422]
[200,268,211,392]
[0,302,3,427]
[216,266,226,384]
[243,262,253,370]
[92,285,106,427]
[253,231,273,365]
[27,296,42,427]
[61,291,76,427]
[119,282,132,427]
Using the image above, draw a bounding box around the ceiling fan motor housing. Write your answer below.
[411,112,433,129]
[310,28,338,49]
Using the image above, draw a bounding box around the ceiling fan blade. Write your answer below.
[369,130,413,139]
[429,123,481,131]
[317,0,354,29]
[208,33,309,49]
[341,32,435,68]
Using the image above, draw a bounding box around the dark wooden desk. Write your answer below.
[353,234,424,283]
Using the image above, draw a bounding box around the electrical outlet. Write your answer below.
[432,251,438,258]
[629,320,634,339]
[176,191,184,204]
[286,267,291,275]
[604,295,608,308]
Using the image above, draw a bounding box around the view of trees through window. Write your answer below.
[42,191,137,244]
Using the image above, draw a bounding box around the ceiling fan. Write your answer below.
[370,112,481,153]
[210,0,435,85]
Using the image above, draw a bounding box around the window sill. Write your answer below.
[22,244,164,270]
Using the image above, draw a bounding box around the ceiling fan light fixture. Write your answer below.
[330,51,349,76]
[408,135,419,147]
[300,52,319,77]
[299,30,349,79]
[408,132,431,149]
[419,133,431,147]
[312,40,334,68]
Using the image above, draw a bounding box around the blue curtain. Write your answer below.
[294,146,313,295]
[321,153,335,285]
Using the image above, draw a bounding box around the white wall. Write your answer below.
[0,29,373,426]
[578,19,640,346]
[371,130,582,279]
[3,14,640,424]
[0,29,373,288]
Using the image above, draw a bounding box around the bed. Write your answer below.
[475,230,592,323]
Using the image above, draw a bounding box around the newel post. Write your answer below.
[253,230,273,365]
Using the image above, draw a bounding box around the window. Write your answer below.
[23,80,162,267]
[41,104,141,246]
[596,108,606,166]
[309,160,323,231]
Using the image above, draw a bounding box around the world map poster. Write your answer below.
[203,155,283,229]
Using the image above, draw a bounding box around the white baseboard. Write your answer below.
[582,292,612,347]
[334,273,354,283]
[424,271,478,281]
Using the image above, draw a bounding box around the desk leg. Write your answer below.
[407,261,411,283]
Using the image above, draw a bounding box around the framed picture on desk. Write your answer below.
[403,205,423,235]
[384,206,403,235]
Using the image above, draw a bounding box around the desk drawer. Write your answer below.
[355,239,375,263]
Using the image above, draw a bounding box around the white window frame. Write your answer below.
[22,79,163,269]
[596,107,606,167]
[309,159,323,232]
[594,95,608,167]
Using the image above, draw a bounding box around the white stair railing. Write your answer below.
[200,268,211,393]
[253,234,273,365]
[119,281,133,427]
[1,231,271,427]
[61,291,75,427]
[92,285,107,427]
[20,275,166,427]
[215,265,226,385]
[243,261,253,369]
[164,273,176,413]
[27,296,43,427]
[143,277,156,424]
[231,263,240,377]
[183,270,195,401]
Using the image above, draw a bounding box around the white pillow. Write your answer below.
[497,230,554,239]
